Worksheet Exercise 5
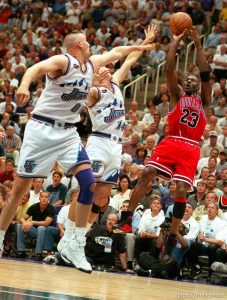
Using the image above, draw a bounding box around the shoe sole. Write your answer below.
[60,251,92,274]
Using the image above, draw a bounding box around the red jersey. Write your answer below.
[168,93,206,142]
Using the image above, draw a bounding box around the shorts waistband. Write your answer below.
[91,131,122,143]
[168,136,199,146]
[32,114,76,129]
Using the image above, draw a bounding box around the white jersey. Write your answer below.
[87,82,125,139]
[34,53,94,123]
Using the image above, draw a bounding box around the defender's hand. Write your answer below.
[16,84,30,107]
[189,27,201,48]
[144,24,158,44]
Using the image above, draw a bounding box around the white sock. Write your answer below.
[74,227,86,238]
[64,219,75,240]
[0,230,6,247]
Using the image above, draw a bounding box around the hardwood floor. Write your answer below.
[0,258,226,300]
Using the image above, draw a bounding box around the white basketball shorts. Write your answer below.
[86,135,122,185]
[17,119,90,178]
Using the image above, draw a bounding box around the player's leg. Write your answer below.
[160,180,188,263]
[61,163,96,273]
[0,177,33,255]
[57,197,77,252]
[88,183,113,226]
[129,166,157,211]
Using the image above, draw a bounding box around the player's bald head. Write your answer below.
[63,32,85,51]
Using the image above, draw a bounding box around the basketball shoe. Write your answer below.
[57,236,70,252]
[60,236,92,273]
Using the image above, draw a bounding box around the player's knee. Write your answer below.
[140,167,156,184]
[90,182,96,192]
[176,182,188,198]
[76,168,96,205]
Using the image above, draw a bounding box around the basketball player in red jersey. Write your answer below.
[127,27,212,263]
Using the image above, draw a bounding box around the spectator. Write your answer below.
[29,178,44,205]
[112,174,132,211]
[218,180,227,212]
[186,201,225,277]
[2,126,21,166]
[135,197,165,260]
[16,191,56,261]
[206,174,223,197]
[145,136,155,157]
[130,113,145,134]
[193,192,223,222]
[162,181,176,214]
[85,213,129,272]
[139,127,150,145]
[187,180,207,209]
[0,159,15,184]
[132,146,147,165]
[213,45,227,81]
[123,132,141,159]
[217,151,227,172]
[200,131,224,157]
[217,167,227,191]
[0,94,17,114]
[46,171,67,207]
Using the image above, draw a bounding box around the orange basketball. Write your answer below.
[169,12,192,36]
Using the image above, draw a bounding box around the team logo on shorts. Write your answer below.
[73,64,79,69]
[101,89,107,93]
[24,160,37,173]
[91,161,104,177]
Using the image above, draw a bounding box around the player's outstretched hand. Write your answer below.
[189,27,201,48]
[16,84,30,107]
[172,29,188,43]
[144,24,158,44]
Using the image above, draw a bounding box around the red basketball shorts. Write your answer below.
[146,136,200,187]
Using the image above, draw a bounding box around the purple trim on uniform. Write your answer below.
[110,81,120,88]
[146,161,173,177]
[47,54,71,80]
[66,160,91,176]
[173,175,193,188]
[87,59,94,74]
[73,56,88,74]
[86,87,101,108]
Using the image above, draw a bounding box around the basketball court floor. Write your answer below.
[0,258,226,299]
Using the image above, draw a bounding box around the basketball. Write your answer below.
[169,12,192,36]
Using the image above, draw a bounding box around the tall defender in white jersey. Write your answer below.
[85,25,157,225]
[0,31,152,273]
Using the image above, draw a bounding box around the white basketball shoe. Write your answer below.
[60,236,92,273]
[57,236,70,253]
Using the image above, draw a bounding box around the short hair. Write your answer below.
[197,180,207,187]
[53,171,63,178]
[40,191,50,198]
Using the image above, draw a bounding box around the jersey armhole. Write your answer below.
[47,54,71,80]
[86,87,101,108]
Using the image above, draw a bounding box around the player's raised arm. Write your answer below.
[190,27,212,107]
[165,33,186,105]
[112,25,157,85]
[90,44,152,72]
[16,55,68,107]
